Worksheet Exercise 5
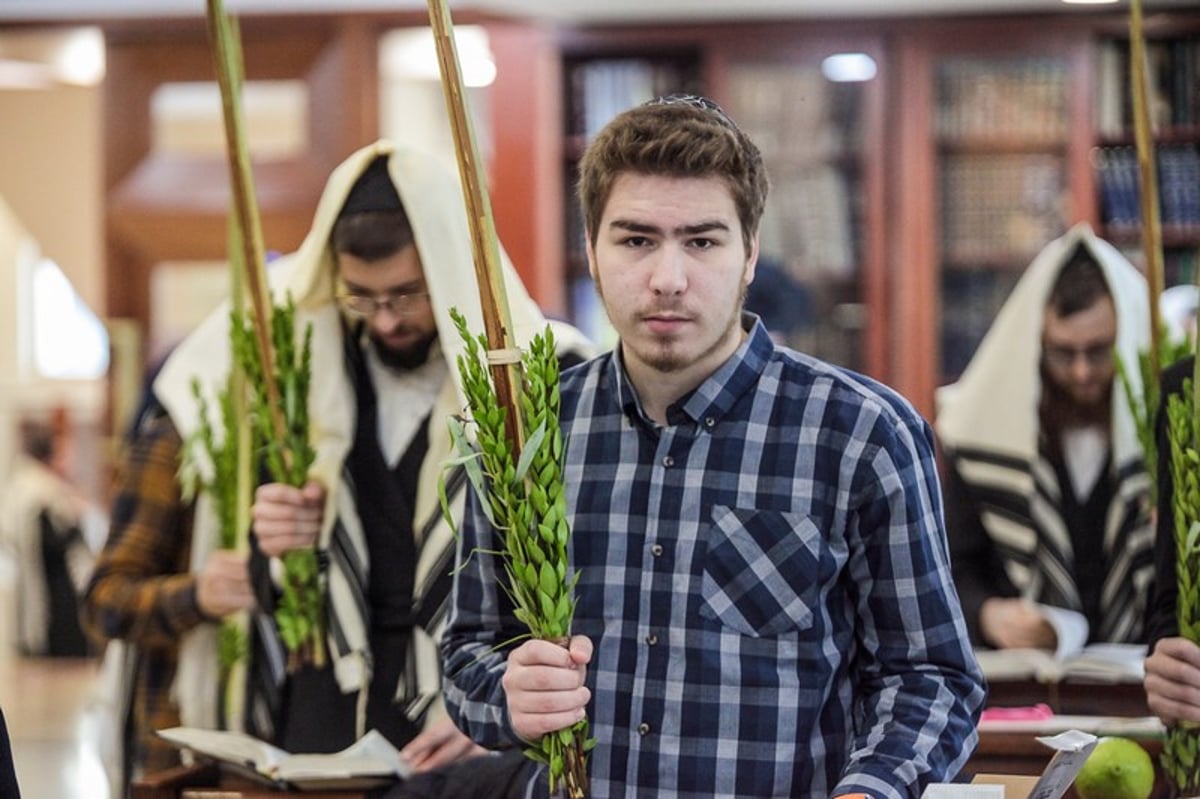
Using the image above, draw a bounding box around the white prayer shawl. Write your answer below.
[154,140,592,734]
[936,222,1154,642]
[0,455,90,655]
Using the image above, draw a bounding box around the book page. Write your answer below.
[1062,643,1147,683]
[1036,604,1089,660]
[157,727,287,777]
[973,647,1060,682]
[275,730,410,781]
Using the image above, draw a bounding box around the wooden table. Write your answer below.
[985,678,1152,717]
[131,762,389,799]
[967,677,1168,799]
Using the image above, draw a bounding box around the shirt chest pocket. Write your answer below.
[698,506,826,638]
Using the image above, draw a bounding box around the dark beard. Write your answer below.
[370,331,437,371]
[1038,362,1111,457]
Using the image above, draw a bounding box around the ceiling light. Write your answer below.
[821,53,877,83]
[53,28,104,86]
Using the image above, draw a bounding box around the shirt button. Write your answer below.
[646,633,658,645]
[650,543,664,557]
[662,455,674,467]
[704,417,716,428]
[638,722,651,736]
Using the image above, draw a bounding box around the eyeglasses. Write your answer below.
[644,93,739,131]
[335,288,430,318]
[1042,341,1115,370]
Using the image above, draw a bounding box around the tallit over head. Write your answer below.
[157,139,566,470]
[936,222,1150,467]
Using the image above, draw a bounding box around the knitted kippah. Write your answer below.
[338,154,403,217]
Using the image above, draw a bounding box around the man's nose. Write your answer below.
[648,247,687,295]
[1070,356,1097,382]
[370,305,406,329]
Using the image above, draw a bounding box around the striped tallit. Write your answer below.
[936,222,1155,643]
[155,140,594,737]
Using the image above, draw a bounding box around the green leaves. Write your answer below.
[445,307,591,796]
[233,294,325,670]
[1116,326,1192,501]
[1164,377,1200,793]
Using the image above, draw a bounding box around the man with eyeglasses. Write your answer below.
[84,141,590,795]
[937,223,1154,651]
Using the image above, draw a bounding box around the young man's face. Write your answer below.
[1041,295,1118,410]
[337,244,438,370]
[586,173,757,387]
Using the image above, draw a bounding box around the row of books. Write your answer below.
[1096,35,1200,138]
[1096,144,1200,232]
[722,61,862,165]
[939,153,1065,266]
[566,57,700,141]
[935,57,1070,143]
[940,268,1022,380]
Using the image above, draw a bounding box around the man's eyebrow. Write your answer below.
[340,278,425,294]
[608,219,731,236]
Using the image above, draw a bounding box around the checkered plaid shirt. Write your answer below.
[443,317,985,799]
[82,410,203,779]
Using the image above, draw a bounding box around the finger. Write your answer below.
[255,482,303,505]
[415,738,477,772]
[252,501,322,525]
[301,481,327,506]
[569,635,593,665]
[509,639,579,669]
[1157,637,1200,668]
[510,704,588,740]
[506,676,591,718]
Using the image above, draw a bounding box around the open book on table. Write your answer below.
[157,727,411,791]
[972,604,1147,684]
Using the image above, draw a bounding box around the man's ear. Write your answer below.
[743,234,760,287]
[585,232,598,281]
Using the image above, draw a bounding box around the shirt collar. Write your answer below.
[611,312,774,429]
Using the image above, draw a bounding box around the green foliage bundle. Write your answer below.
[180,364,249,676]
[1163,377,1200,793]
[233,296,324,669]
[1116,329,1192,496]
[445,308,592,798]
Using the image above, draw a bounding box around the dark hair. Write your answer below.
[576,95,769,257]
[1046,243,1110,318]
[330,209,415,262]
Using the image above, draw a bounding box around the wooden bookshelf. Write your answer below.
[890,17,1097,413]
[85,8,1200,418]
[1092,21,1200,292]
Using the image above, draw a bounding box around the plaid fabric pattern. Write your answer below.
[443,318,985,799]
[82,412,203,778]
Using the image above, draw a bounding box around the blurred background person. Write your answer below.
[937,224,1153,650]
[0,413,97,658]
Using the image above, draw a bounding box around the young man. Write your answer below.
[937,226,1154,650]
[83,141,589,791]
[442,96,985,798]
